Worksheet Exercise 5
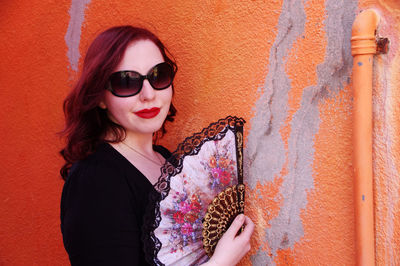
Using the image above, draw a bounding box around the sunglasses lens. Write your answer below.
[148,63,174,89]
[108,63,175,97]
[109,71,142,96]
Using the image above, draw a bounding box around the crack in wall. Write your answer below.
[65,0,91,72]
[247,0,357,264]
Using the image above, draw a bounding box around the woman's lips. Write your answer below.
[134,107,160,119]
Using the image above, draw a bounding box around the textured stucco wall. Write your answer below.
[0,0,399,265]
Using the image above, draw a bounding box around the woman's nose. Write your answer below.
[139,79,156,101]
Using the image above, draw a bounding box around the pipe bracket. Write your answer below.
[376,37,389,54]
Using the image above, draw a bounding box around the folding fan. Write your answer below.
[143,116,245,266]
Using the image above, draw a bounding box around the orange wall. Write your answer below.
[0,0,399,265]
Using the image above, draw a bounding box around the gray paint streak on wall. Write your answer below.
[265,0,356,260]
[65,0,91,72]
[245,0,305,190]
[252,248,274,265]
[247,0,306,264]
[248,0,356,264]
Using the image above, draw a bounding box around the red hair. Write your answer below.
[59,26,177,180]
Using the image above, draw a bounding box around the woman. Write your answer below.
[60,25,254,265]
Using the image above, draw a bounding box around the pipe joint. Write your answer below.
[351,9,385,56]
[351,35,389,56]
[351,35,377,56]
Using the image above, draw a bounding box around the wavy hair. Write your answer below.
[59,26,177,180]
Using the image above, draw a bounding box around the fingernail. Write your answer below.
[237,214,244,222]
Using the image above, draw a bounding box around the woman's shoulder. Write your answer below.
[66,143,125,185]
[60,143,134,216]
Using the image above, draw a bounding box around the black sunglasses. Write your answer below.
[107,62,175,97]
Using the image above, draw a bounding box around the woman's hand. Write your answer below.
[204,214,254,266]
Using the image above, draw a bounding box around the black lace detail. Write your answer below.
[142,116,245,266]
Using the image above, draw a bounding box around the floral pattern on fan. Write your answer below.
[202,141,237,191]
[162,141,238,255]
[162,187,204,253]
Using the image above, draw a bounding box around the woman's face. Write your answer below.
[100,39,173,137]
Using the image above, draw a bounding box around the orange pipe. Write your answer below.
[351,9,380,266]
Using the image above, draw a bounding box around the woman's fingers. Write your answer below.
[235,215,254,249]
[205,215,254,266]
[223,214,245,239]
[242,215,255,236]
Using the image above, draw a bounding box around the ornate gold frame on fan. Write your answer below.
[202,184,245,257]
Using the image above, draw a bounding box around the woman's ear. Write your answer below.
[99,101,107,109]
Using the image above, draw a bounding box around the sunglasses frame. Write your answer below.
[107,62,176,97]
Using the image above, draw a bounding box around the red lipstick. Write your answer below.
[134,107,160,119]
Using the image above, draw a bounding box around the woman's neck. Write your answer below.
[108,131,164,185]
[121,131,155,154]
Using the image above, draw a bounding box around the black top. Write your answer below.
[60,143,170,266]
